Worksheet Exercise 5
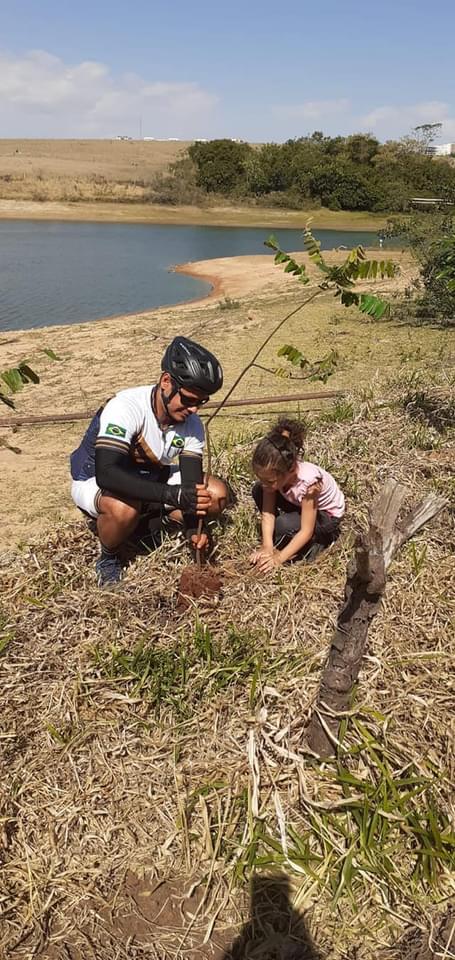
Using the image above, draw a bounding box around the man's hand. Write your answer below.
[175,483,211,515]
[194,483,211,515]
[191,531,209,552]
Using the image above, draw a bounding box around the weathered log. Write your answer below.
[306,480,447,757]
[0,390,343,431]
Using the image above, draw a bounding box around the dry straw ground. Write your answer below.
[0,250,454,959]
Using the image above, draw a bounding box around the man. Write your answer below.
[70,336,227,587]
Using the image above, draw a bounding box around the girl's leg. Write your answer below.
[274,511,302,546]
[313,511,341,547]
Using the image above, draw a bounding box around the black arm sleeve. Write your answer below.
[95,446,181,507]
[179,452,204,536]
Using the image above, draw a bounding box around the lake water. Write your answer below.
[0,220,386,332]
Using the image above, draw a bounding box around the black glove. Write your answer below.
[163,484,198,513]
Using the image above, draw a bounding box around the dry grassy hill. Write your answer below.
[0,138,190,202]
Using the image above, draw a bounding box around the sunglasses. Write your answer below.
[175,386,210,408]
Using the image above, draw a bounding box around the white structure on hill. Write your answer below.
[428,143,455,156]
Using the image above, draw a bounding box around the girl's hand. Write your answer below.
[250,546,274,565]
[255,550,283,574]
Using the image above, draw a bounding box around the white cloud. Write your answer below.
[0,50,218,137]
[273,98,350,121]
[269,96,455,143]
[361,101,455,141]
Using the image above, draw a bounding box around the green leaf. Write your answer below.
[277,344,305,367]
[274,251,289,264]
[264,235,279,251]
[358,293,390,319]
[1,368,24,393]
[42,347,63,361]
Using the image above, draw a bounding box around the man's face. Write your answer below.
[161,373,209,422]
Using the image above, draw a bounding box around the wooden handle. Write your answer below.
[195,517,204,570]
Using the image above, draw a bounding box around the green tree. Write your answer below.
[343,133,380,165]
[188,139,254,194]
[308,162,377,210]
[387,211,455,324]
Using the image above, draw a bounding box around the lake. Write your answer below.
[0,220,386,332]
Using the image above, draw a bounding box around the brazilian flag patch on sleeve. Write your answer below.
[105,423,127,438]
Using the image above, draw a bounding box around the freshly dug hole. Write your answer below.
[177,564,223,610]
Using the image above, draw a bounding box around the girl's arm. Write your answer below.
[261,488,276,550]
[256,483,320,572]
[250,488,276,563]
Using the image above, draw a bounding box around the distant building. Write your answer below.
[428,143,455,156]
[410,197,455,207]
[143,137,155,141]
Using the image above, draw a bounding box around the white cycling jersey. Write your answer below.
[70,384,204,483]
[96,385,204,466]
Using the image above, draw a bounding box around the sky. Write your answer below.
[1,0,455,143]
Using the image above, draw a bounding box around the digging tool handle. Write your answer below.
[195,517,203,570]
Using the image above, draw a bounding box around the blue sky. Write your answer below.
[1,0,454,141]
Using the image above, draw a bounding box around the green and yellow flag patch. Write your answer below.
[105,423,127,438]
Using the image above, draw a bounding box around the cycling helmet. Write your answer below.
[161,336,223,394]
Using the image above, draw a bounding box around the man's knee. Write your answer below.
[206,475,230,516]
[98,493,141,526]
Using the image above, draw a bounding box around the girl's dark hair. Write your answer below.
[252,418,306,475]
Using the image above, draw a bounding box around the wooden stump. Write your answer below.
[306,480,446,758]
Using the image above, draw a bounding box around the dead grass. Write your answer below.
[0,247,454,956]
[1,367,454,958]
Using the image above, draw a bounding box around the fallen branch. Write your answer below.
[0,389,343,431]
[306,479,447,758]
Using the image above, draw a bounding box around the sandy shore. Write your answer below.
[0,198,387,231]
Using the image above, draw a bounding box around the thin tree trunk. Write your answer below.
[306,480,447,758]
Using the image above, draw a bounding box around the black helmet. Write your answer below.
[161,336,223,395]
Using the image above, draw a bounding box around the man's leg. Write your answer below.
[97,493,142,549]
[95,492,141,586]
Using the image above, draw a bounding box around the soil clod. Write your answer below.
[177,564,223,610]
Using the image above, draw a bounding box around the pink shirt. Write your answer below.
[281,460,345,518]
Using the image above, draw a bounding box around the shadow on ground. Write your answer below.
[221,874,321,960]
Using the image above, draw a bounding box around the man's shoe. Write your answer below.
[95,552,123,588]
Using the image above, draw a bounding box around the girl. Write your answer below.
[250,419,345,573]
